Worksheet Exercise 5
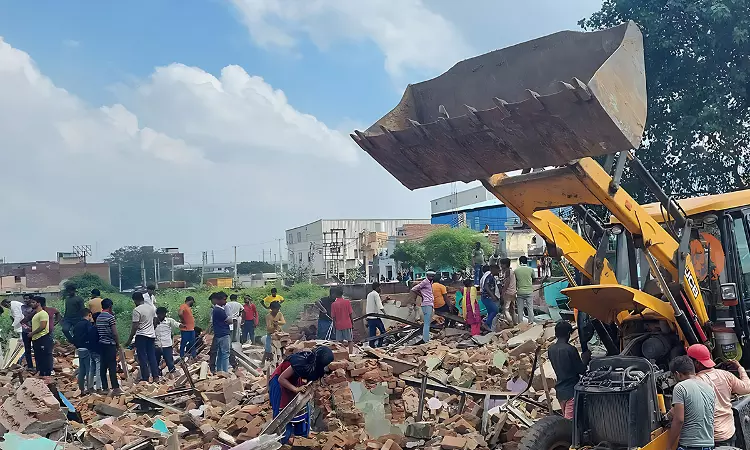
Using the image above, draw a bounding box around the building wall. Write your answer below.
[285,219,430,276]
[432,205,520,231]
[0,261,111,293]
[430,186,492,215]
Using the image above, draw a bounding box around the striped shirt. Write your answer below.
[96,311,117,345]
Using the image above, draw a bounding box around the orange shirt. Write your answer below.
[432,283,448,308]
[178,304,195,331]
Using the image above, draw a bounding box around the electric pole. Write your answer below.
[154,258,159,285]
[277,238,283,275]
[233,245,238,287]
[211,250,215,264]
[141,260,146,287]
[171,255,175,282]
[201,251,207,285]
[118,264,123,292]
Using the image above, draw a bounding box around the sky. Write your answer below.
[0,0,603,264]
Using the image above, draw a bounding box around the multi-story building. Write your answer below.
[285,219,430,278]
[430,186,521,231]
[0,252,111,294]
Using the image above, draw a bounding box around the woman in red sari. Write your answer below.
[268,346,334,444]
[460,279,482,335]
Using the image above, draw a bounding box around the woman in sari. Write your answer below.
[459,279,482,335]
[268,346,334,444]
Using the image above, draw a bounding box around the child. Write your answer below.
[72,308,97,394]
[154,307,181,375]
[265,301,286,361]
[330,287,354,355]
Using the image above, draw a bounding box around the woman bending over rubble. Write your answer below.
[269,346,335,444]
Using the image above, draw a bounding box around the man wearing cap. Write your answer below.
[688,343,750,447]
[547,320,590,419]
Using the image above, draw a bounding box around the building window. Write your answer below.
[287,233,292,244]
[297,231,302,243]
[299,252,303,264]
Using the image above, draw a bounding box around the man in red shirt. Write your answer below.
[330,287,354,354]
[241,295,259,344]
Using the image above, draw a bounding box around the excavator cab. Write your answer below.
[353,19,750,450]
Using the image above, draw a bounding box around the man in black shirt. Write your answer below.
[316,288,335,340]
[547,320,590,419]
[62,283,85,343]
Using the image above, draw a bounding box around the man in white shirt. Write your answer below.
[1,298,25,335]
[366,282,389,348]
[225,294,243,343]
[154,306,180,375]
[125,292,160,382]
[144,284,157,309]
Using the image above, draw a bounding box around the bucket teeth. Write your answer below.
[526,89,545,111]
[571,77,592,101]
[438,104,450,119]
[492,97,511,118]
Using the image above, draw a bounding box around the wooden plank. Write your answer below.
[260,386,314,436]
[132,394,182,414]
[399,375,514,398]
[119,348,131,381]
[198,362,209,380]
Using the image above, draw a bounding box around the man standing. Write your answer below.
[500,258,517,323]
[125,292,160,383]
[547,321,590,419]
[331,288,354,354]
[178,296,196,358]
[263,288,285,309]
[316,288,335,340]
[668,355,715,450]
[96,298,121,395]
[241,295,259,344]
[514,256,536,324]
[19,295,35,371]
[29,296,53,376]
[264,301,286,361]
[211,292,232,373]
[689,344,750,447]
[144,284,157,309]
[472,242,485,286]
[62,283,85,343]
[366,282,388,348]
[2,297,24,337]
[72,309,96,394]
[154,307,180,376]
[411,271,436,343]
[89,289,103,318]
[225,294,243,343]
[480,265,501,330]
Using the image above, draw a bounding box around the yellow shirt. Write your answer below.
[89,297,103,314]
[266,311,286,334]
[263,295,285,308]
[31,309,49,340]
[432,283,448,308]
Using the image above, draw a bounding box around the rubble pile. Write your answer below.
[0,320,570,450]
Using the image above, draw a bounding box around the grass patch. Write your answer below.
[0,283,327,344]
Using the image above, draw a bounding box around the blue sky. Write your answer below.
[0,0,603,263]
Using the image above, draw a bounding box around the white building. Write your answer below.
[430,186,497,215]
[286,219,430,278]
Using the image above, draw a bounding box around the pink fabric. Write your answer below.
[561,398,574,419]
[465,289,481,336]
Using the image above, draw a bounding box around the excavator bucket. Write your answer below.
[351,21,646,190]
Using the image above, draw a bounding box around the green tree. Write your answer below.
[422,227,493,270]
[236,261,277,275]
[580,1,750,202]
[105,246,163,290]
[392,240,427,269]
[64,273,116,296]
[421,227,493,271]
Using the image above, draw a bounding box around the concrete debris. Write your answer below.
[0,318,570,450]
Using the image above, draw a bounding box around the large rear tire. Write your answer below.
[518,415,572,450]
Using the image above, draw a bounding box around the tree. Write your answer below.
[64,273,116,296]
[392,240,427,270]
[236,261,277,275]
[421,227,493,272]
[105,246,164,290]
[580,1,750,202]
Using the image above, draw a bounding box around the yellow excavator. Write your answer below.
[352,21,750,450]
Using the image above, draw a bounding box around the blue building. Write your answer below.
[430,186,520,231]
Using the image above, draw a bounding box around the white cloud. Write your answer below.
[62,39,80,48]
[229,0,474,79]
[0,37,451,262]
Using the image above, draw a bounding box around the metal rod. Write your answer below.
[417,374,428,421]
[627,153,686,228]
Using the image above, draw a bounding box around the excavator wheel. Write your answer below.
[518,415,572,450]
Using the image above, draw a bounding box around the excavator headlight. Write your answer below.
[721,283,738,306]
[610,224,624,235]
